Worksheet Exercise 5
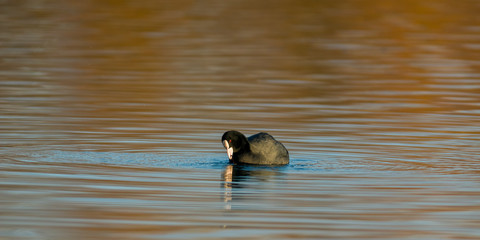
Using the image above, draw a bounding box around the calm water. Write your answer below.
[1,0,480,239]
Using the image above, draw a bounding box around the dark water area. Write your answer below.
[1,0,480,239]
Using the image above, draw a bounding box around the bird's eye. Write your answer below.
[229,139,232,143]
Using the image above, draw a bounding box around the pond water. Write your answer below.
[1,0,480,239]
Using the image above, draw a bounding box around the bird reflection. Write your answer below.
[221,164,286,210]
[223,165,234,210]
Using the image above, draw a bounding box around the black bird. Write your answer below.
[221,130,289,165]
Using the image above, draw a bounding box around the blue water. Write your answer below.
[3,148,479,239]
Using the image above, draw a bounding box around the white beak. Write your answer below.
[223,140,233,160]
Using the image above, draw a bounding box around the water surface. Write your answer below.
[1,0,480,239]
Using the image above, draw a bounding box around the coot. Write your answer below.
[221,130,289,165]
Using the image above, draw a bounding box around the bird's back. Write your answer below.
[247,132,289,165]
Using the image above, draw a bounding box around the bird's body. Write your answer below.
[221,131,289,165]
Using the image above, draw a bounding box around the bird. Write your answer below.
[221,130,289,165]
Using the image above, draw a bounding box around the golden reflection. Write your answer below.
[1,0,479,157]
[0,0,475,151]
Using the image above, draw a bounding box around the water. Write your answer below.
[1,0,480,239]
